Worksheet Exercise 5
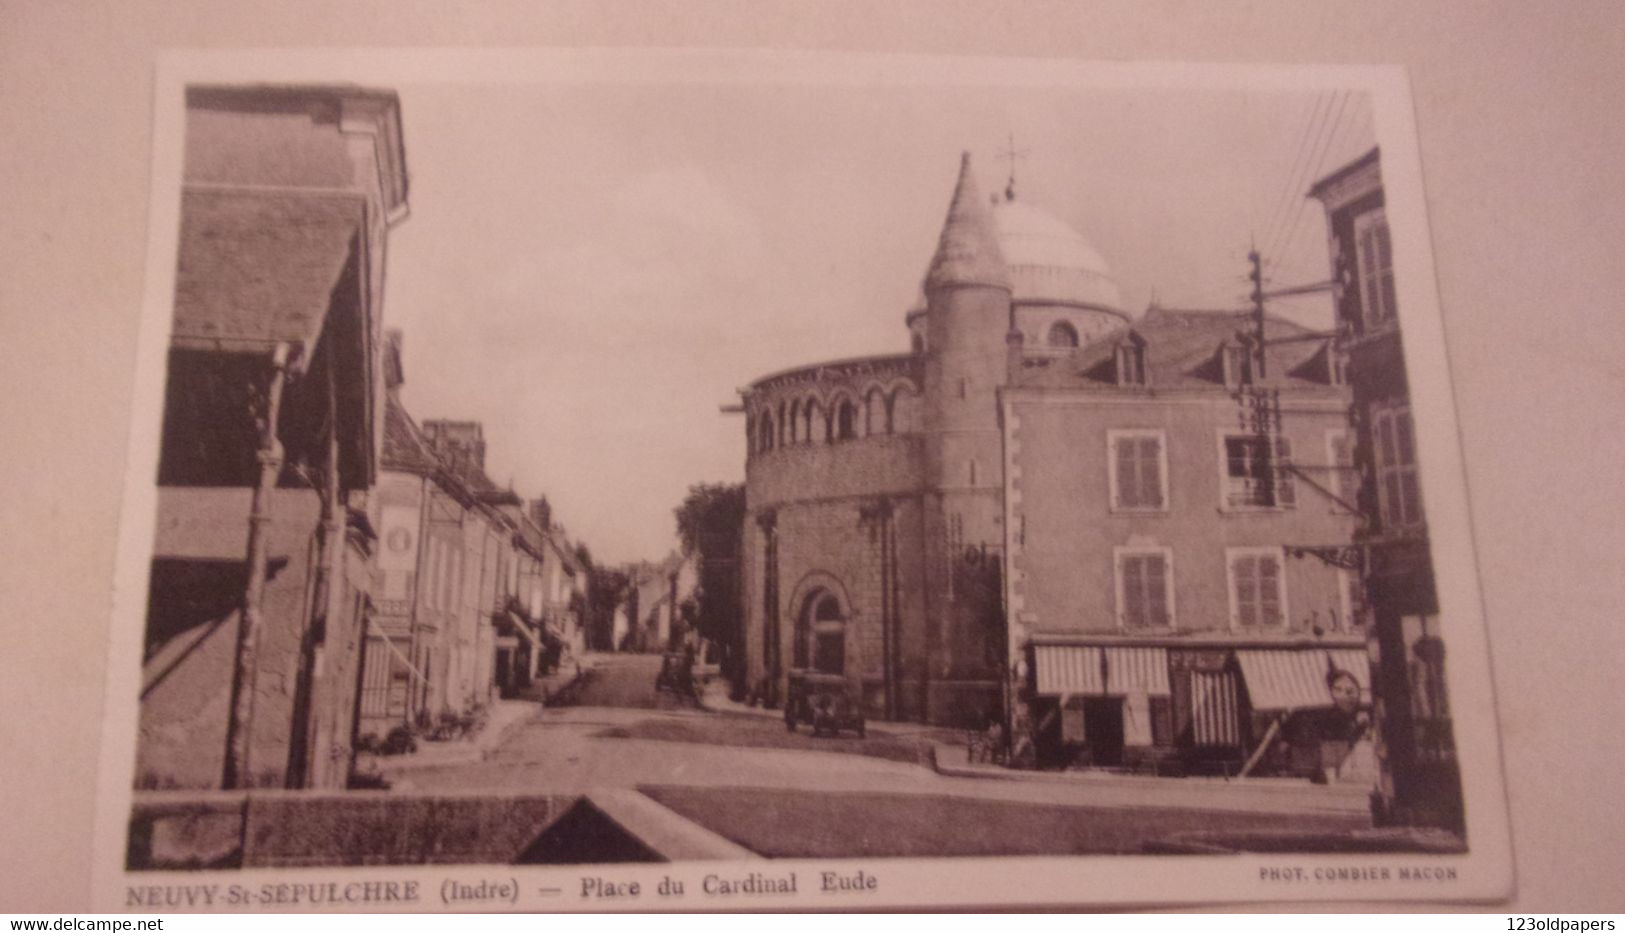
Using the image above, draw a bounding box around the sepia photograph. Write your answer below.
[93,50,1510,910]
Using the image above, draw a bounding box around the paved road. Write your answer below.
[386,654,1366,821]
[565,652,696,711]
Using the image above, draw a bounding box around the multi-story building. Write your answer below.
[136,84,408,790]
[739,154,1368,776]
[419,419,553,699]
[364,332,502,738]
[1002,306,1361,774]
[1310,148,1460,827]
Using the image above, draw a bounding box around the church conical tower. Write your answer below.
[919,153,1015,723]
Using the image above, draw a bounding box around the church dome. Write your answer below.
[991,198,1124,313]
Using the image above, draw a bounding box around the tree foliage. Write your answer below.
[673,483,746,672]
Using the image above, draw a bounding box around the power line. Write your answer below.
[1274,93,1377,280]
[1267,89,1348,263]
[1257,92,1331,263]
[1268,89,1352,271]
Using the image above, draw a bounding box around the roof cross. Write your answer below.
[998,132,1030,201]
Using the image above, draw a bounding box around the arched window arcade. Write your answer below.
[1048,320,1080,349]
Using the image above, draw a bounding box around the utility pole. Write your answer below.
[1249,248,1268,379]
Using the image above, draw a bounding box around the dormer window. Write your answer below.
[1115,335,1147,386]
[1221,341,1252,388]
[1329,348,1349,386]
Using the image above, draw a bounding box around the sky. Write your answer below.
[381,71,1376,565]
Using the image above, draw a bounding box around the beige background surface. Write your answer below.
[2,0,1622,912]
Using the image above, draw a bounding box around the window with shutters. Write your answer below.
[1373,405,1424,530]
[1114,546,1174,630]
[1227,547,1287,629]
[1219,431,1295,509]
[1354,209,1398,328]
[1108,430,1168,512]
[1325,428,1359,513]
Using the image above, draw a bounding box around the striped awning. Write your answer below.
[1235,648,1370,711]
[1033,645,1170,696]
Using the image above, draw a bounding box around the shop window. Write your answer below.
[1149,695,1174,747]
[1115,547,1173,630]
[1108,429,1167,511]
[1227,547,1286,629]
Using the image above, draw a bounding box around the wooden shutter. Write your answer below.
[1273,435,1295,507]
[1258,553,1283,626]
[1115,436,1139,507]
[1121,554,1145,628]
[1233,554,1258,627]
[1145,554,1169,627]
[1376,222,1397,320]
[1138,436,1163,508]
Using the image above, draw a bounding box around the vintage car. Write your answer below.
[784,670,866,737]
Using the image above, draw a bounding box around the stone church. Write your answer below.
[741,153,1361,772]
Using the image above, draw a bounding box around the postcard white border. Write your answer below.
[93,48,1513,910]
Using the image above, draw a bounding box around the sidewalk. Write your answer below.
[364,698,539,776]
[929,741,1373,816]
[368,656,601,777]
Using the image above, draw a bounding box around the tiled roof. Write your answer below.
[1015,306,1337,391]
[381,394,441,474]
[171,189,365,351]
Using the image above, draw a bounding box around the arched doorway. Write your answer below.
[794,588,846,675]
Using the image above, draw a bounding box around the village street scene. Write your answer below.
[127,74,1465,869]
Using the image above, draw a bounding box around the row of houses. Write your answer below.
[612,553,700,654]
[135,83,582,792]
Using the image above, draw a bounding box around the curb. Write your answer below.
[928,743,1373,816]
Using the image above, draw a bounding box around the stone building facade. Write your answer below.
[740,153,1366,764]
[742,154,1137,726]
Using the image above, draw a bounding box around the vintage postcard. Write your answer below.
[94,48,1512,910]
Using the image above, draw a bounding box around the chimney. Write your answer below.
[421,420,486,473]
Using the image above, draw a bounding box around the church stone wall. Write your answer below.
[742,493,930,722]
[747,433,920,508]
